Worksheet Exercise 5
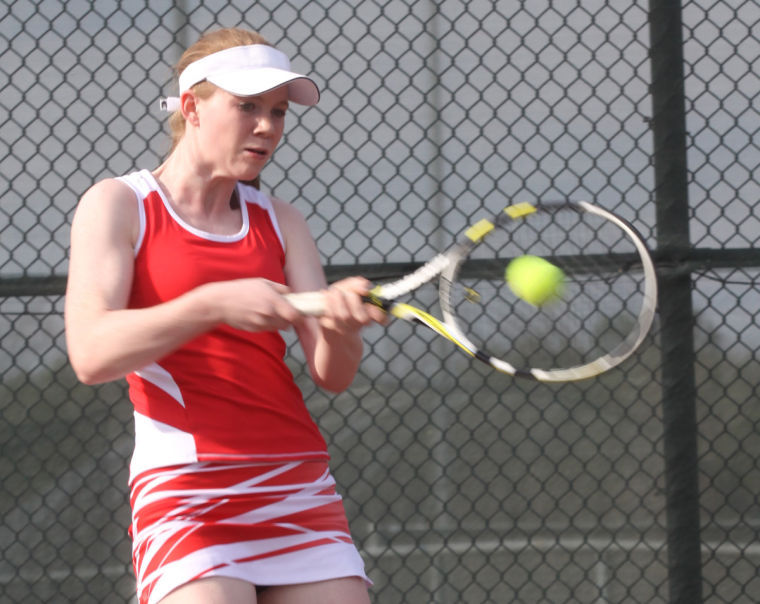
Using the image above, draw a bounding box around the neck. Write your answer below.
[154,146,238,215]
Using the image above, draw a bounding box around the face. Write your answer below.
[191,85,289,181]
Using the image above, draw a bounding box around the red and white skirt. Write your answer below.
[129,460,369,604]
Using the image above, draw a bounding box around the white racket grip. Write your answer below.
[285,291,327,316]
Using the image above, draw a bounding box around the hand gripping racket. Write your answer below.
[287,201,657,382]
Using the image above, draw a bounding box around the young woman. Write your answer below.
[65,27,384,604]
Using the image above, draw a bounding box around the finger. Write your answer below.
[265,279,293,295]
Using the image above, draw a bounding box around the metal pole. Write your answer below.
[647,2,703,603]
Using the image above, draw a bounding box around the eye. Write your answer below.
[272,107,287,119]
[238,101,256,112]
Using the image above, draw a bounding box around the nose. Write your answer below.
[253,113,275,136]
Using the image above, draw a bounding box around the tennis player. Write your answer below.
[65,27,384,604]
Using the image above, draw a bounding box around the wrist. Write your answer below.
[189,281,226,327]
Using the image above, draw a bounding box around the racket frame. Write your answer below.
[286,200,658,382]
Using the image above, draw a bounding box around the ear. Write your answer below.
[180,91,200,127]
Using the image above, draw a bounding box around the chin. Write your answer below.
[234,168,262,183]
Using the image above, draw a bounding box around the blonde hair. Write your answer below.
[167,28,271,152]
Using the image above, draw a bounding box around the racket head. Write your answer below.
[438,201,657,382]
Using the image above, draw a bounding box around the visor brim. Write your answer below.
[207,68,320,106]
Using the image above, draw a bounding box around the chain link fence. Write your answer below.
[1,1,758,602]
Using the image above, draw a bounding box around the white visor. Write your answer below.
[160,44,319,112]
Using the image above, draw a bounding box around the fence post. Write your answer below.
[647,2,703,603]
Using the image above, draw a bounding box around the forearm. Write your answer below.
[309,327,365,393]
[65,285,219,385]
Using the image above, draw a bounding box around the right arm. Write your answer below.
[64,179,301,385]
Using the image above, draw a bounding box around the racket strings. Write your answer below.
[447,203,652,374]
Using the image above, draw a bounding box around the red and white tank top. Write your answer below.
[118,170,328,481]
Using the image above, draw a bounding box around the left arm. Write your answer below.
[272,198,385,392]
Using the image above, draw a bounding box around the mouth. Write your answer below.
[244,147,269,160]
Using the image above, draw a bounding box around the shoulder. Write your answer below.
[236,184,309,247]
[237,183,304,223]
[269,196,325,290]
[72,177,142,245]
[78,177,140,210]
[267,195,312,245]
[269,195,305,223]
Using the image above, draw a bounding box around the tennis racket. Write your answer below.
[287,200,657,382]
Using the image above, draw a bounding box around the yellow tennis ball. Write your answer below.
[505,255,565,306]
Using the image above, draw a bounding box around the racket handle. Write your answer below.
[285,291,326,316]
